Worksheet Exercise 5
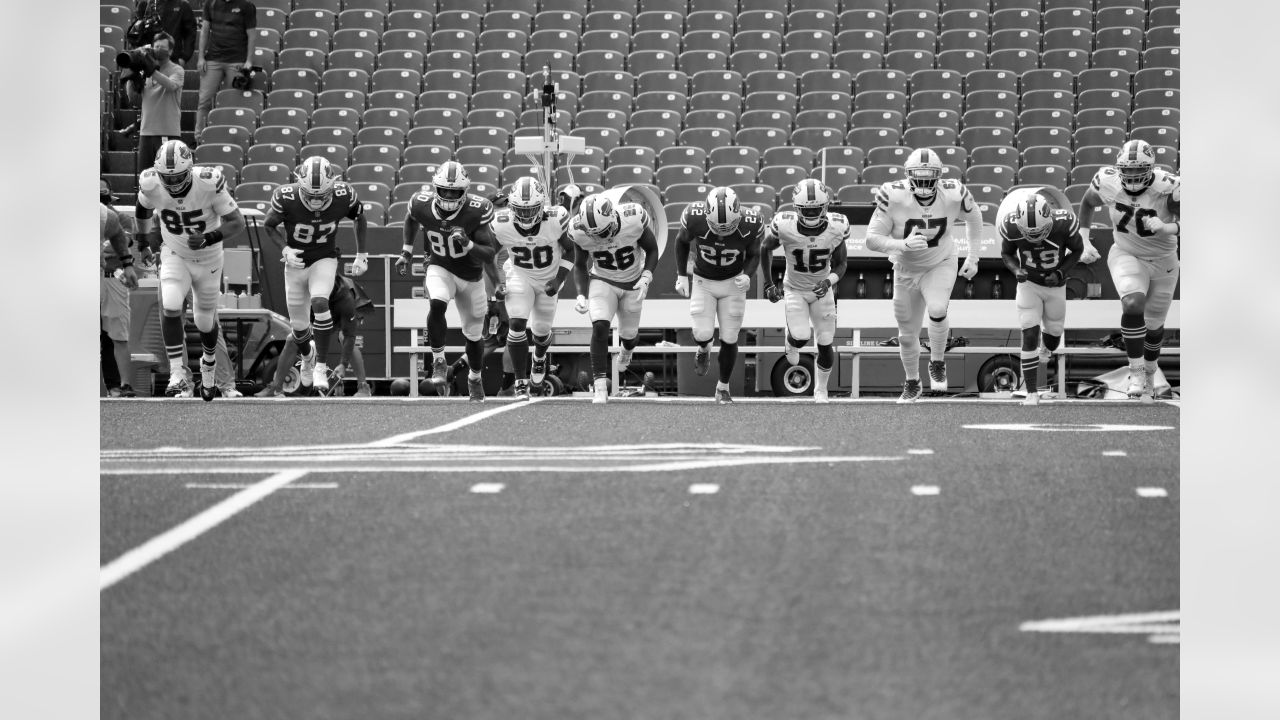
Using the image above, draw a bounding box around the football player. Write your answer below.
[570,193,660,404]
[759,179,850,403]
[1076,139,1181,401]
[135,139,245,401]
[396,161,499,402]
[675,187,763,403]
[263,156,369,394]
[490,176,575,401]
[998,190,1084,405]
[865,148,982,403]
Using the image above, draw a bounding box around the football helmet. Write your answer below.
[295,156,339,211]
[508,176,547,229]
[154,139,194,195]
[432,160,470,213]
[1115,139,1156,194]
[704,186,742,235]
[1012,192,1054,244]
[792,178,830,228]
[904,148,943,200]
[578,194,619,239]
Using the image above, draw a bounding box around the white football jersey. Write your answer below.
[1090,167,1181,260]
[769,211,851,291]
[492,205,570,283]
[569,201,649,285]
[137,165,238,259]
[867,178,977,273]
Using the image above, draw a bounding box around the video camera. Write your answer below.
[115,46,157,93]
[232,66,265,91]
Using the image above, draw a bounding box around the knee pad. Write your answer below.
[1120,293,1146,316]
[161,307,183,318]
[927,313,947,325]
[816,343,834,370]
[1020,326,1041,351]
[310,296,330,314]
[429,299,449,316]
[591,319,611,341]
[508,317,528,333]
[898,333,920,352]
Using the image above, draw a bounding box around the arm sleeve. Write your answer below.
[674,227,691,275]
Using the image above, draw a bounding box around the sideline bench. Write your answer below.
[393,298,1180,397]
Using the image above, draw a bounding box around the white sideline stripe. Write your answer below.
[1136,487,1168,498]
[185,482,337,490]
[368,399,542,446]
[907,448,934,455]
[469,483,505,494]
[102,403,539,591]
[102,441,821,460]
[101,456,906,476]
[911,485,940,496]
[1020,610,1179,634]
[1149,634,1180,644]
[100,469,309,591]
[688,484,719,494]
[1102,450,1128,457]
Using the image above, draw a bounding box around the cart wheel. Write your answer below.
[771,355,815,397]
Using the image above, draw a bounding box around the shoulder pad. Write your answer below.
[826,211,849,227]
[138,169,160,192]
[1091,166,1118,191]
[193,165,225,190]
[776,210,797,222]
[493,208,513,223]
[1153,169,1180,193]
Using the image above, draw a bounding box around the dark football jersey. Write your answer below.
[1000,209,1083,286]
[270,181,363,266]
[406,191,495,282]
[681,202,765,281]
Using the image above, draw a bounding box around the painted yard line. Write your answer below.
[100,469,309,591]
[469,483,505,494]
[1102,450,1128,457]
[1020,610,1179,634]
[1136,487,1168,498]
[103,441,823,460]
[1149,635,1180,644]
[688,484,719,494]
[185,483,338,490]
[910,485,940,496]
[964,423,1175,432]
[906,448,934,455]
[101,455,907,475]
[102,403,540,591]
[368,399,543,446]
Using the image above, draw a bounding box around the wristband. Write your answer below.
[202,229,223,245]
[400,244,414,255]
[640,270,653,282]
[559,259,574,270]
[825,272,838,285]
[119,255,134,267]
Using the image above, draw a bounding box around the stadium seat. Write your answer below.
[636,70,690,96]
[577,109,629,136]
[401,148,453,170]
[1040,28,1091,56]
[1096,27,1143,55]
[963,164,1014,190]
[616,126,675,153]
[338,10,387,33]
[277,48,327,75]
[1019,69,1074,96]
[312,89,362,112]
[571,127,620,153]
[1074,108,1127,131]
[266,89,317,111]
[1073,145,1117,169]
[1020,145,1071,169]
[685,11,736,35]
[251,27,283,53]
[938,9,988,34]
[909,90,963,114]
[738,9,787,34]
[471,89,523,115]
[329,49,377,74]
[906,108,960,132]
[604,164,657,186]
[207,107,258,133]
[862,145,911,168]
[1015,125,1070,151]
[682,51,732,76]
[1015,164,1068,189]
[1066,164,1103,187]
[1019,108,1073,132]
[959,126,1014,151]
[421,69,474,94]
[799,91,853,115]
[706,165,758,187]
[305,125,356,150]
[836,183,878,204]
[987,49,1038,75]
[657,147,707,172]
[966,182,1006,210]
[1041,8,1091,33]
[323,69,371,94]
[456,126,509,151]
[1021,90,1074,114]
[1134,68,1179,94]
[477,29,528,54]
[1074,69,1128,96]
[886,29,935,54]
[989,8,1039,32]
[832,50,884,76]
[888,9,938,33]
[735,29,785,55]
[745,70,799,95]
[734,127,788,154]
[253,125,306,153]
[938,29,988,54]
[742,92,795,116]
[796,69,851,96]
[633,11,684,35]
[1149,16,1181,41]
[345,161,399,188]
[195,144,247,174]
[1095,6,1144,32]
[855,69,909,95]
[1142,47,1180,71]
[357,126,408,149]
[1130,125,1179,150]
[845,126,901,150]
[730,51,782,77]
[861,164,906,185]
[853,90,907,115]
[1077,89,1132,113]
[1072,126,1126,152]
[666,183,716,205]
[936,50,987,75]
[965,89,1018,113]
[239,161,293,186]
[907,69,961,95]
[706,146,760,173]
[902,126,959,149]
[964,69,1017,94]
[620,90,672,114]
[1092,48,1141,74]
[968,145,1018,169]
[413,107,465,134]
[680,127,735,156]
[386,8,433,31]
[789,128,846,156]
[758,165,809,196]
[762,145,816,170]
[348,181,393,209]
[834,29,886,55]
[1131,107,1179,133]
[962,109,1015,133]
[851,108,904,132]
[371,68,424,95]
[990,29,1039,53]
[429,29,478,54]
[201,125,253,153]
[466,109,519,134]
[630,109,683,133]
[583,9,633,33]
[282,27,331,53]
[729,184,774,210]
[289,8,338,33]
[690,91,744,115]
[609,146,658,172]
[260,107,313,133]
[235,181,279,205]
[580,29,631,55]
[794,109,848,132]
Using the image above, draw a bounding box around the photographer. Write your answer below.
[195,0,257,139]
[128,1,197,67]
[121,33,183,182]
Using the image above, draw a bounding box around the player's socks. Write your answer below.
[716,380,730,391]
[312,310,334,365]
[292,327,313,355]
[718,342,738,384]
[1144,326,1165,368]
[531,333,551,360]
[927,314,949,362]
[815,365,832,395]
[899,333,921,380]
[590,319,611,379]
[162,314,185,372]
[425,299,449,355]
[507,327,529,380]
[1020,350,1038,395]
[1120,312,1146,362]
[464,338,484,375]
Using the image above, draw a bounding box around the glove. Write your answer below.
[632,269,653,295]
[731,273,751,292]
[494,283,507,301]
[1078,228,1100,264]
[394,251,411,276]
[903,232,930,251]
[351,252,368,276]
[958,256,978,280]
[450,229,474,254]
[118,265,139,290]
[764,284,784,303]
[282,246,305,269]
[1143,216,1178,239]
[1042,270,1063,287]
[1014,268,1029,283]
[574,294,588,314]
[544,278,562,297]
[813,276,834,298]
[675,275,690,297]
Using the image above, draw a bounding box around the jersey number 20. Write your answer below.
[512,244,553,269]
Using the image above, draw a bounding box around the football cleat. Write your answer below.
[897,379,923,404]
[468,376,485,403]
[299,344,316,387]
[694,346,710,376]
[530,354,548,385]
[513,379,531,401]
[199,358,217,402]
[814,384,829,404]
[715,387,733,404]
[313,361,330,393]
[1126,367,1148,399]
[165,366,193,398]
[107,387,123,398]
[218,385,242,398]
[1140,368,1157,404]
[617,345,634,371]
[118,384,136,398]
[592,377,609,404]
[431,356,449,386]
[1021,390,1040,406]
[353,381,372,397]
[928,360,947,392]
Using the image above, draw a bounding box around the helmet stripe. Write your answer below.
[165,142,175,171]
[311,159,320,189]
[1129,143,1139,163]
[1026,198,1037,231]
